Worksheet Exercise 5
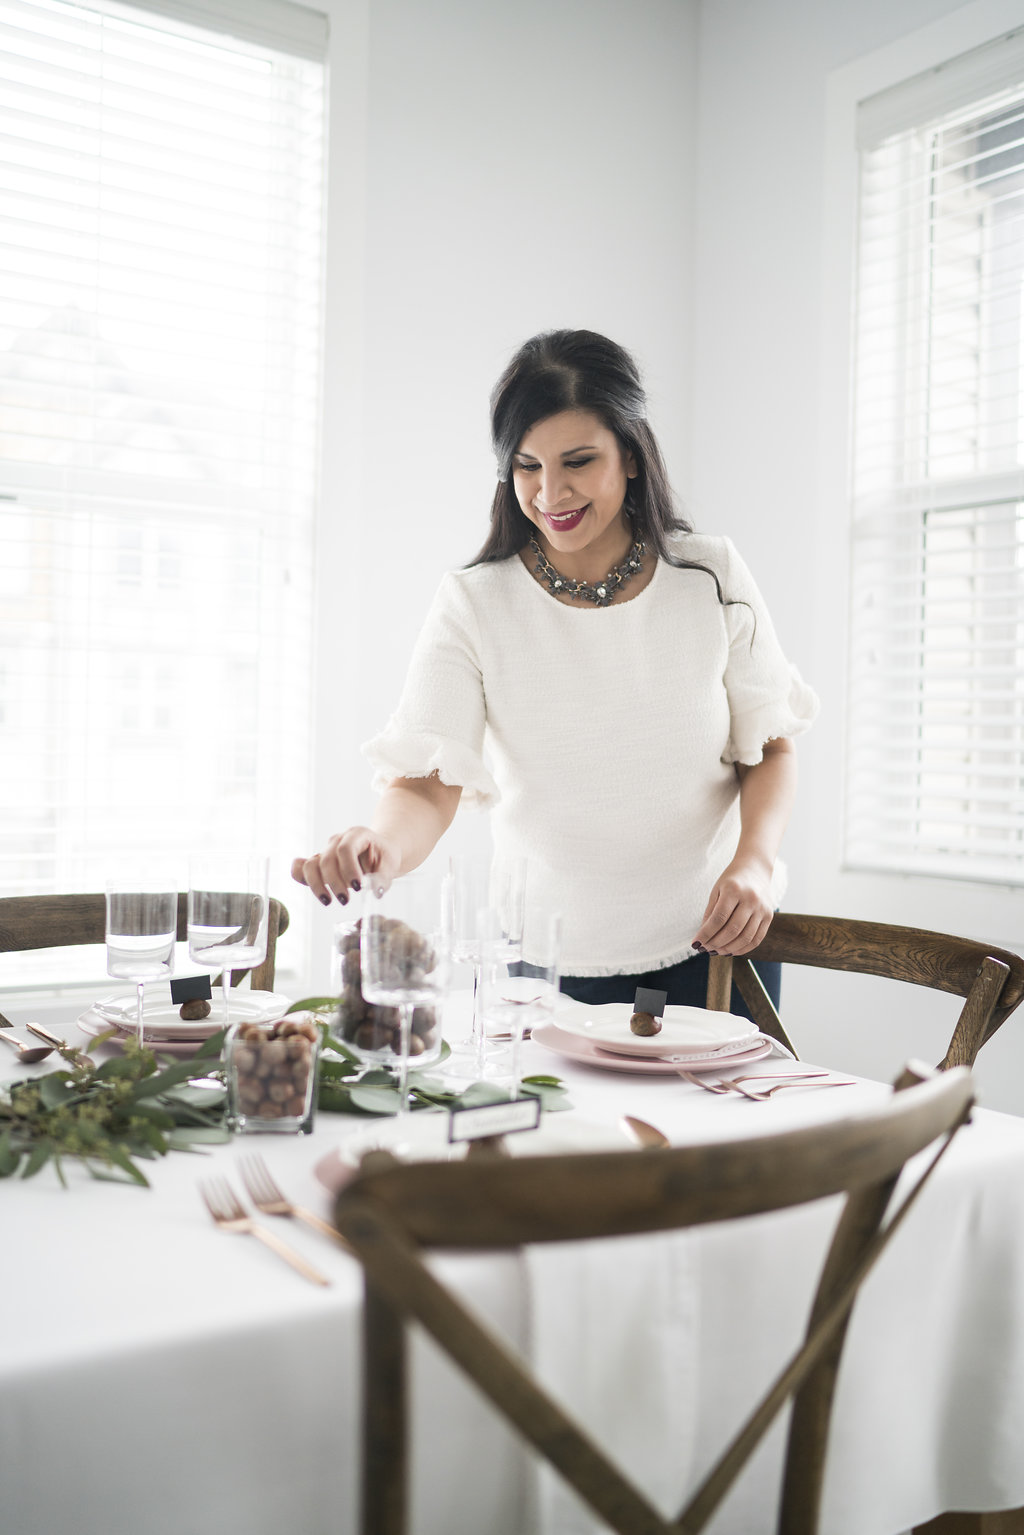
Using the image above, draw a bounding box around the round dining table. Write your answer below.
[2,996,1024,1535]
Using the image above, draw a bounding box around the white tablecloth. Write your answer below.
[3,1009,1024,1535]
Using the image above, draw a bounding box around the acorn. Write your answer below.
[630,1011,662,1037]
[179,998,212,1021]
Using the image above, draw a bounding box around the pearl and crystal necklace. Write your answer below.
[528,536,646,607]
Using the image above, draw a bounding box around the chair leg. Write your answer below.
[363,1278,407,1535]
[706,955,733,1012]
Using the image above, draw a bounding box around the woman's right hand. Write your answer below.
[291,828,402,906]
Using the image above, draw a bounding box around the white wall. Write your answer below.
[689,0,1024,1112]
[304,0,1024,1113]
[306,0,700,981]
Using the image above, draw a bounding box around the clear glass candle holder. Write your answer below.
[225,1016,321,1134]
[331,898,444,1072]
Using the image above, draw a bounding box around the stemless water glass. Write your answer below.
[448,853,526,1063]
[360,872,450,1119]
[105,876,178,1049]
[479,912,561,1097]
[187,855,270,1030]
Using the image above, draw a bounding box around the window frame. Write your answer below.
[811,0,1024,949]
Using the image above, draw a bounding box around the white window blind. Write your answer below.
[847,31,1024,885]
[0,0,326,977]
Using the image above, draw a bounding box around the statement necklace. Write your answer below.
[529,537,646,607]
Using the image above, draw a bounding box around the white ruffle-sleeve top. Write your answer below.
[363,534,819,976]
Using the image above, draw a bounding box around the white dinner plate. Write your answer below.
[80,990,292,1042]
[552,999,762,1059]
[532,1022,774,1075]
[328,1112,626,1172]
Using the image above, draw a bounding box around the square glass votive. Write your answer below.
[225,1017,321,1134]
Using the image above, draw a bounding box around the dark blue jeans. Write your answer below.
[559,951,781,1023]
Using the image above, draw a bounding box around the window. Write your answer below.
[846,29,1024,886]
[0,0,327,978]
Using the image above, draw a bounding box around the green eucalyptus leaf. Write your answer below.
[129,1103,177,1130]
[359,1067,398,1087]
[194,1028,228,1060]
[86,1027,121,1051]
[21,1140,52,1178]
[131,1060,204,1099]
[92,1054,141,1081]
[38,1072,74,1108]
[456,1082,512,1109]
[103,1143,150,1187]
[0,1131,20,1178]
[348,1085,402,1116]
[520,1074,563,1087]
[168,1126,230,1148]
[287,996,338,1015]
[161,1086,227,1111]
[319,1055,360,1081]
[318,1082,356,1114]
[324,1035,361,1063]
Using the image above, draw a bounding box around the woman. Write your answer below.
[293,330,818,1014]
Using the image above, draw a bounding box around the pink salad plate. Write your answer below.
[531,1021,774,1075]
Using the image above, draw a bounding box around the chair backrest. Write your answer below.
[706,913,1024,1070]
[0,892,289,992]
[335,1066,974,1535]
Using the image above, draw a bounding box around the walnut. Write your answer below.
[179,998,212,1021]
[630,1011,662,1037]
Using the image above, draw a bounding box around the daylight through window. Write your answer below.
[847,31,1024,885]
[0,0,326,976]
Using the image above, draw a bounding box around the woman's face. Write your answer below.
[511,409,637,564]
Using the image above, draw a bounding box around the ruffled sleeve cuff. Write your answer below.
[362,728,501,811]
[723,665,820,767]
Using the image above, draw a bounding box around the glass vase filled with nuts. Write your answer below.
[225,1015,321,1134]
[332,892,444,1073]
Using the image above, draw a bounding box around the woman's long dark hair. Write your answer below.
[468,330,737,614]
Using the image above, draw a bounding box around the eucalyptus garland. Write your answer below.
[0,999,570,1187]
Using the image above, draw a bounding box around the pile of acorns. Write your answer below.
[335,917,438,1057]
[230,1016,319,1122]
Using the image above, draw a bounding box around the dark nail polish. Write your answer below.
[339,892,349,905]
[692,941,704,952]
[351,878,361,892]
[319,894,331,906]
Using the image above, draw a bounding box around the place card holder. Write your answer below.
[448,1096,541,1159]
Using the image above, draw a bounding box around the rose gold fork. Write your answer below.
[677,1069,830,1096]
[723,1076,855,1101]
[199,1177,331,1286]
[239,1154,352,1253]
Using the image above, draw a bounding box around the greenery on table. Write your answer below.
[0,1029,231,1188]
[295,996,572,1118]
[0,998,570,1186]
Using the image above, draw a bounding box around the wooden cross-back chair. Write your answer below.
[336,1066,974,1535]
[0,893,289,992]
[706,914,1024,1071]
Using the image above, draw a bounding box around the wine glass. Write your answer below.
[187,855,270,1031]
[359,872,450,1121]
[105,876,178,1049]
[479,912,561,1097]
[448,853,526,1069]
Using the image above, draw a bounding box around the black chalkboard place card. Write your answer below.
[633,986,667,1018]
[170,974,213,1004]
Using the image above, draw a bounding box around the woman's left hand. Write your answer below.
[692,855,775,957]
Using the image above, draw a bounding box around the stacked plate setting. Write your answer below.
[533,1002,775,1075]
[78,990,292,1051]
